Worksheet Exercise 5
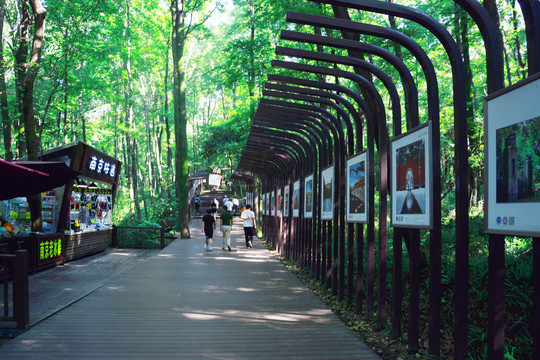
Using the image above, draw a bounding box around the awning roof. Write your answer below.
[0,160,79,200]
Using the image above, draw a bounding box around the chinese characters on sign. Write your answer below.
[88,155,116,178]
[38,236,63,265]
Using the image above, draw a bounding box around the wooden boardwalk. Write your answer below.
[0,220,380,359]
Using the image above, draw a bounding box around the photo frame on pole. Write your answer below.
[262,192,266,216]
[266,192,270,216]
[321,165,334,221]
[304,174,313,219]
[271,190,276,217]
[276,187,282,217]
[347,150,369,223]
[485,73,540,237]
[293,180,301,218]
[284,185,290,217]
[390,121,433,229]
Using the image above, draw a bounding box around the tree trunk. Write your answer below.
[164,42,173,199]
[21,0,46,231]
[171,0,190,238]
[248,0,255,119]
[14,0,31,158]
[124,0,141,221]
[0,0,13,160]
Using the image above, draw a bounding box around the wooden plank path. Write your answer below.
[0,220,380,359]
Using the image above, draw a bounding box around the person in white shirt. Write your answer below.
[240,204,256,248]
[232,198,239,215]
[225,199,233,212]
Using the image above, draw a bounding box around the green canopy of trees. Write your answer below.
[0,0,529,234]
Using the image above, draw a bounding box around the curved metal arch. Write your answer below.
[265,83,361,153]
[251,122,317,175]
[260,91,350,297]
[285,12,438,131]
[263,84,355,154]
[248,131,305,169]
[274,46,405,136]
[280,30,420,129]
[241,146,292,178]
[267,73,375,151]
[254,108,324,186]
[453,0,504,91]
[271,59,388,147]
[517,0,540,75]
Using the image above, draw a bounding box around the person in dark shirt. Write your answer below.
[202,209,216,251]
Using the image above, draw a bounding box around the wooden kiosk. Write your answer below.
[38,141,121,262]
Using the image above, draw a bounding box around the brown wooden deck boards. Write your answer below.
[0,220,380,359]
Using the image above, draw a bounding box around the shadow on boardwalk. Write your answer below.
[0,219,380,359]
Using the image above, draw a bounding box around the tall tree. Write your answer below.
[0,0,13,160]
[19,0,46,230]
[171,0,217,237]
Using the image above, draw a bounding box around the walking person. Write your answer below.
[194,194,201,214]
[240,204,256,248]
[220,205,233,251]
[225,198,233,212]
[232,197,239,215]
[202,209,216,251]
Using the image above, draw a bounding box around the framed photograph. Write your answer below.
[284,185,290,217]
[276,188,282,217]
[485,73,540,236]
[304,174,313,219]
[347,150,369,223]
[321,165,334,220]
[391,122,433,229]
[293,180,301,218]
[262,193,266,215]
[271,190,276,217]
[266,192,270,215]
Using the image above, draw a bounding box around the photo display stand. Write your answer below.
[276,188,282,217]
[485,73,540,237]
[320,165,334,221]
[304,174,313,219]
[346,150,369,223]
[390,121,433,229]
[284,185,290,217]
[292,180,300,218]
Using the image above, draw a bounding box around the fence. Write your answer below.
[0,250,29,337]
[111,225,174,250]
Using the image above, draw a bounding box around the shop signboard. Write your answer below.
[81,148,120,185]
[38,233,63,266]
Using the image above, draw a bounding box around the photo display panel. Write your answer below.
[390,122,433,229]
[485,73,540,236]
[347,150,369,223]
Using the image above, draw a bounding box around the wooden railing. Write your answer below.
[111,226,174,250]
[0,250,29,337]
